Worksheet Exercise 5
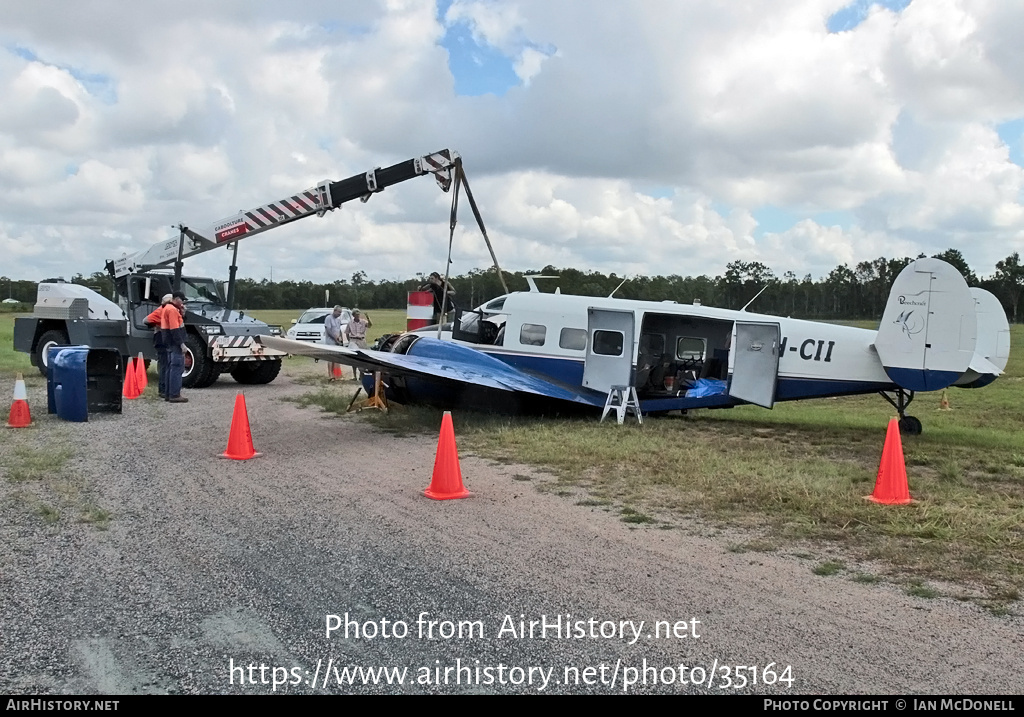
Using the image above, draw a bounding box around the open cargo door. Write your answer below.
[729,321,780,408]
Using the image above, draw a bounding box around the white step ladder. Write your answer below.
[600,385,643,425]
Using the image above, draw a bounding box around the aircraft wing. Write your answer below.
[257,335,605,407]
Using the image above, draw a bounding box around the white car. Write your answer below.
[286,307,351,344]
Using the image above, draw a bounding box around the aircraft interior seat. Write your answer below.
[635,341,663,391]
[648,356,675,391]
[701,348,730,380]
[479,320,498,344]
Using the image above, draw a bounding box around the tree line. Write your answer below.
[4,248,1023,322]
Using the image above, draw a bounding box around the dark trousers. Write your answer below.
[157,347,170,396]
[168,350,184,398]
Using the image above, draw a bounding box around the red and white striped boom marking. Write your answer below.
[214,189,322,243]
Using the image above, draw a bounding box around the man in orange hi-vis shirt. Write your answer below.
[145,294,173,399]
[163,292,188,403]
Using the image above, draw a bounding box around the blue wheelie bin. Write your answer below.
[47,347,122,421]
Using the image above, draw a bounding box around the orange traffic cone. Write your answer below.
[122,357,142,399]
[7,373,32,428]
[135,352,148,392]
[865,417,913,505]
[220,393,262,460]
[424,411,471,500]
[332,363,342,379]
[939,390,950,411]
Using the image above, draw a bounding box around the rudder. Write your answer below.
[874,258,976,392]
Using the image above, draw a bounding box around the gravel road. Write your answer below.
[1,368,1021,695]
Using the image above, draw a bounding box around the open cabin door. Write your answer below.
[583,308,635,393]
[729,321,780,408]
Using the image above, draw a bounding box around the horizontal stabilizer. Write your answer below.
[968,354,1002,376]
[874,258,976,392]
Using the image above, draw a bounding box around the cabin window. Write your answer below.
[559,328,587,351]
[593,330,624,356]
[676,336,706,361]
[520,323,547,346]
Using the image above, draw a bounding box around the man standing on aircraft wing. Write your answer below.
[420,272,456,324]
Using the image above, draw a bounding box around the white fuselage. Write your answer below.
[407,290,896,411]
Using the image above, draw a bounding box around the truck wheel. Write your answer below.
[230,360,282,385]
[34,329,70,377]
[182,334,218,388]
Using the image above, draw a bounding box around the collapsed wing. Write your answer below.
[257,335,604,407]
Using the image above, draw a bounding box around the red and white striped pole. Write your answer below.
[407,290,433,331]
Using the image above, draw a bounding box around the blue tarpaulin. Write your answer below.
[685,378,728,398]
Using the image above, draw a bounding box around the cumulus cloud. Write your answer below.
[0,0,1022,287]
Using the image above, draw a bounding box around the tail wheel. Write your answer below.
[34,329,70,377]
[898,415,923,436]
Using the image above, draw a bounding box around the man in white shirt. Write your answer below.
[343,309,371,349]
[342,309,372,381]
[324,306,345,380]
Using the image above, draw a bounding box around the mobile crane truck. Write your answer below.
[13,149,462,388]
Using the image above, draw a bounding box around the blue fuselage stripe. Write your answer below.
[478,350,894,409]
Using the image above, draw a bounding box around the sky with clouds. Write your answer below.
[1,0,1022,284]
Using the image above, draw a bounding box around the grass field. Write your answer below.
[247,308,409,341]
[0,310,35,378]
[4,308,1022,611]
[296,322,1024,612]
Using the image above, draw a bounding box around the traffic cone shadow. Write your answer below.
[7,373,32,428]
[424,411,471,500]
[865,417,913,505]
[220,392,262,460]
[122,357,142,399]
[135,352,148,392]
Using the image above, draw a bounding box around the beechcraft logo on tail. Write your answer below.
[894,310,924,338]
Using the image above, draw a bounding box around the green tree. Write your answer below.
[932,248,978,285]
[994,252,1024,322]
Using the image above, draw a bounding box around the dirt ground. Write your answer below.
[1,364,1022,695]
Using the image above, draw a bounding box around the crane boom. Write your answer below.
[107,149,459,279]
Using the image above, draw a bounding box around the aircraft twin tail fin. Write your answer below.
[874,258,1009,392]
[959,287,1011,388]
